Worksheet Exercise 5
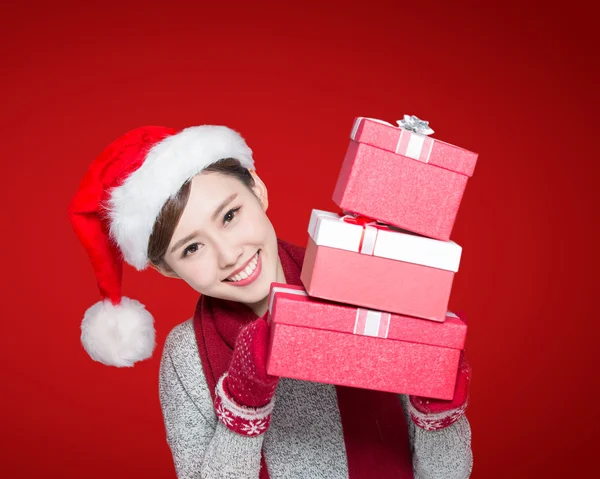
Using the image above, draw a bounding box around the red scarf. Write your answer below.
[193,239,414,478]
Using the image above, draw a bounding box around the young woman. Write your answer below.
[69,124,473,479]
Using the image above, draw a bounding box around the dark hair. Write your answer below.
[147,158,255,273]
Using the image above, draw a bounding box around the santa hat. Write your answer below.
[68,125,255,367]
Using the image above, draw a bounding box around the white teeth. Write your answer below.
[226,252,259,282]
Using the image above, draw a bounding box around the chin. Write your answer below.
[242,275,273,304]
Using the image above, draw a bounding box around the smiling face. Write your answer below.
[159,170,285,315]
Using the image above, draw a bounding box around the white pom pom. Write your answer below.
[81,297,156,367]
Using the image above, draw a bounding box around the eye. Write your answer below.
[181,242,200,258]
[223,206,241,225]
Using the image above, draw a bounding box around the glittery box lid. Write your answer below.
[268,283,467,349]
[350,117,478,177]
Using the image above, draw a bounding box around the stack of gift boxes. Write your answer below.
[266,115,478,400]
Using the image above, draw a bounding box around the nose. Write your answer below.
[214,236,244,271]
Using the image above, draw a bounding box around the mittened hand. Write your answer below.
[214,317,279,437]
[224,317,279,408]
[408,351,471,431]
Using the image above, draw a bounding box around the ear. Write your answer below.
[148,262,181,279]
[249,170,269,212]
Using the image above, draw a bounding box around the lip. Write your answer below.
[226,251,259,278]
[223,250,262,287]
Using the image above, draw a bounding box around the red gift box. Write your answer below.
[332,116,479,241]
[300,209,462,322]
[266,283,467,400]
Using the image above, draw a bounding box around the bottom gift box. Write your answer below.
[266,283,467,400]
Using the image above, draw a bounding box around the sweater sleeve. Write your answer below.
[399,395,473,479]
[158,320,265,479]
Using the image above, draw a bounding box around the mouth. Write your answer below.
[223,250,262,287]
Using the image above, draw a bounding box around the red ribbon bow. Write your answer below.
[339,211,390,254]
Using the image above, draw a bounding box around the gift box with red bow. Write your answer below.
[300,209,461,322]
[266,283,467,400]
[332,115,478,241]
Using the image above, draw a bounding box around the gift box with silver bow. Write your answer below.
[332,115,479,241]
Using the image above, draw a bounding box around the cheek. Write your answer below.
[241,208,274,240]
[178,258,217,291]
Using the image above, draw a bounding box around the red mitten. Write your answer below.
[408,351,471,431]
[215,317,279,436]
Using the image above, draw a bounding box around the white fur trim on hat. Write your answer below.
[81,297,156,367]
[107,125,254,270]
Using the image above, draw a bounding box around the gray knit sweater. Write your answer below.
[159,319,473,478]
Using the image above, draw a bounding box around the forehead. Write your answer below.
[189,171,242,201]
[176,172,245,223]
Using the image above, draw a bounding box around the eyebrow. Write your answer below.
[169,193,238,254]
[211,193,238,222]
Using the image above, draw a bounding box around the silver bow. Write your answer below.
[397,115,434,135]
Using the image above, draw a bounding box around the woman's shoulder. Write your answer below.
[161,318,209,392]
[159,319,215,419]
[163,318,198,358]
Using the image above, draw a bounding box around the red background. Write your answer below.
[2,0,598,477]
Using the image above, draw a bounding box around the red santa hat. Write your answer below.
[68,125,255,367]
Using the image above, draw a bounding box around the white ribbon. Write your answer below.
[353,308,391,338]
